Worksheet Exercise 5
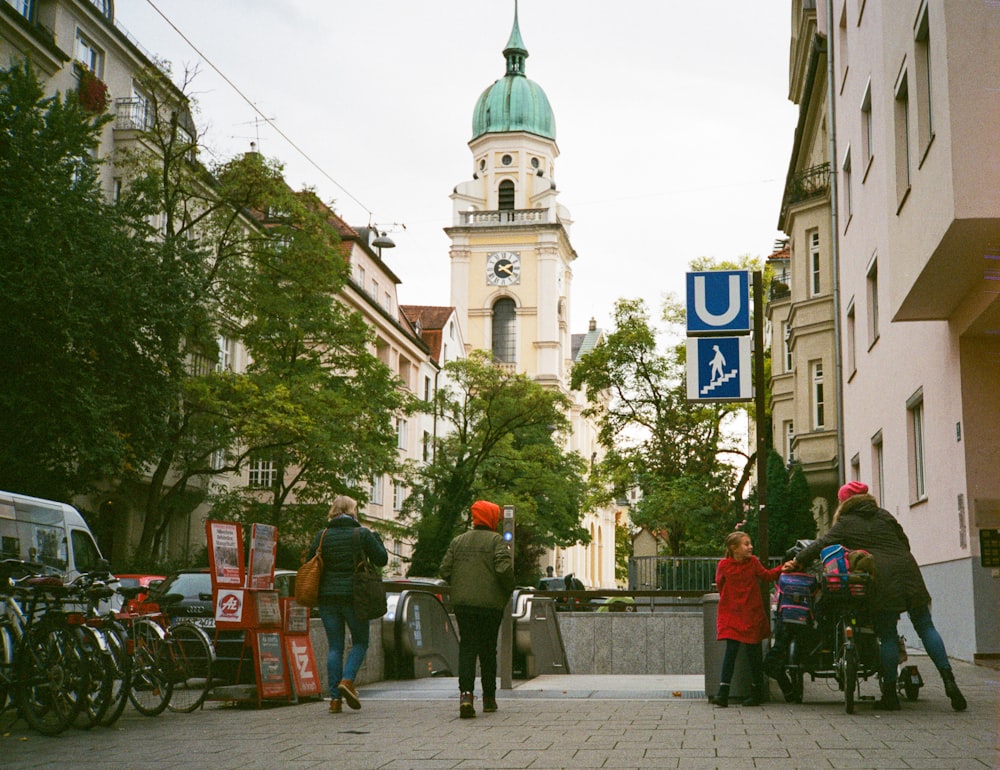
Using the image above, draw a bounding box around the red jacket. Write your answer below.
[716,556,782,644]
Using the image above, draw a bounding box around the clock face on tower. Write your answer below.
[486,251,521,286]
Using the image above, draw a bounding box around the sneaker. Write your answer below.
[328,699,342,714]
[459,691,476,719]
[483,695,498,713]
[338,679,361,710]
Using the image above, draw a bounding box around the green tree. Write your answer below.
[571,294,748,556]
[405,352,590,578]
[110,74,407,562]
[743,451,817,557]
[0,62,187,501]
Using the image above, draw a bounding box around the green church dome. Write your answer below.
[471,6,556,142]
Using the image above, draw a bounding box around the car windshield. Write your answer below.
[154,572,210,599]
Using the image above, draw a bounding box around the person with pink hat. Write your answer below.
[786,482,966,712]
[440,500,515,718]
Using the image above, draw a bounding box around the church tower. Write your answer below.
[447,5,616,588]
[446,3,576,389]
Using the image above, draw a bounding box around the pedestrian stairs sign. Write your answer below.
[686,336,751,401]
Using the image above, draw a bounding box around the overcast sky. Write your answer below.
[118,1,799,334]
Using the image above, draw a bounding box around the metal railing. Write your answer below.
[781,162,831,221]
[629,555,783,592]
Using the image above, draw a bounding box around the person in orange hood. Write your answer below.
[440,500,514,719]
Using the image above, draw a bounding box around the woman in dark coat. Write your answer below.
[305,495,387,713]
[788,481,966,711]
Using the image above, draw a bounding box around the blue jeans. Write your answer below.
[318,600,370,697]
[873,610,901,685]
[908,603,951,674]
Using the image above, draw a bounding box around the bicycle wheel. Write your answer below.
[0,621,15,711]
[14,622,86,735]
[843,645,858,714]
[73,626,116,729]
[166,622,213,713]
[128,618,172,716]
[97,622,132,727]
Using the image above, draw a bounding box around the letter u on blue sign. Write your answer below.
[686,271,751,334]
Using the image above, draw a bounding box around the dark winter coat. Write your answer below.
[439,525,515,610]
[793,494,930,614]
[306,515,388,600]
[716,555,782,643]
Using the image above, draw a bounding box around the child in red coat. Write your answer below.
[713,531,782,707]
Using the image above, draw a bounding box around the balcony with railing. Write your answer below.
[114,97,152,131]
[780,162,830,221]
[457,208,552,227]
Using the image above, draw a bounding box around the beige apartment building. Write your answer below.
[445,8,616,588]
[1,0,446,568]
[776,0,999,661]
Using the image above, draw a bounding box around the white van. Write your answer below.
[0,490,105,582]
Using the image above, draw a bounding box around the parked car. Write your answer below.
[150,569,215,627]
[115,573,166,613]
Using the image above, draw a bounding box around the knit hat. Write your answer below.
[470,500,500,530]
[838,481,869,502]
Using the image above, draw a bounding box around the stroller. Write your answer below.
[766,540,923,713]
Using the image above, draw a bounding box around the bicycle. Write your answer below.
[117,586,215,714]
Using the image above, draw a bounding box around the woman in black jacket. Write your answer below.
[788,482,966,711]
[305,495,387,713]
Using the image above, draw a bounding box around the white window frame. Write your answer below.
[907,390,926,502]
[914,2,934,157]
[811,360,825,430]
[809,229,821,296]
[867,258,880,345]
[248,458,276,489]
[871,429,884,504]
[785,421,795,464]
[370,475,384,506]
[392,481,406,512]
[396,418,408,450]
[846,301,857,376]
[75,29,104,76]
[894,68,911,208]
[861,81,874,175]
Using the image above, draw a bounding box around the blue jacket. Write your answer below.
[306,515,388,599]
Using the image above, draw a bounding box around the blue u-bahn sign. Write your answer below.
[686,270,750,335]
[686,336,752,401]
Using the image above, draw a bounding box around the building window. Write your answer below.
[216,334,233,372]
[850,454,860,484]
[370,475,384,506]
[422,430,431,462]
[811,360,825,430]
[498,180,515,211]
[396,418,408,450]
[861,81,874,173]
[491,298,517,363]
[393,481,406,512]
[783,322,792,373]
[356,264,366,287]
[10,0,32,20]
[846,301,857,375]
[871,429,884,504]
[837,4,849,86]
[384,291,393,313]
[809,229,821,296]
[785,421,795,463]
[248,458,276,489]
[914,3,933,156]
[867,259,879,345]
[842,147,853,223]
[424,376,432,401]
[371,278,379,299]
[398,357,411,390]
[75,30,104,76]
[894,71,911,208]
[907,390,926,502]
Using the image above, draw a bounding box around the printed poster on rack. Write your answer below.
[284,634,321,697]
[256,631,290,699]
[206,520,245,587]
[247,522,277,590]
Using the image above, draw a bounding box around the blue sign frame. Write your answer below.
[686,271,751,335]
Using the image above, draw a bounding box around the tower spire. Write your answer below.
[504,0,528,76]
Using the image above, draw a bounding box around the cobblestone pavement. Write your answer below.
[0,654,996,770]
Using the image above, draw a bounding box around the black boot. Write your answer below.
[742,683,761,707]
[874,683,901,711]
[712,683,730,708]
[941,670,967,712]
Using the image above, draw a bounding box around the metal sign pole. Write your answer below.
[500,505,514,690]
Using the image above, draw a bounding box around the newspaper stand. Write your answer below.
[281,598,321,701]
[206,520,303,706]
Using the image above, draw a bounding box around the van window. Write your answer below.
[71,530,101,573]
